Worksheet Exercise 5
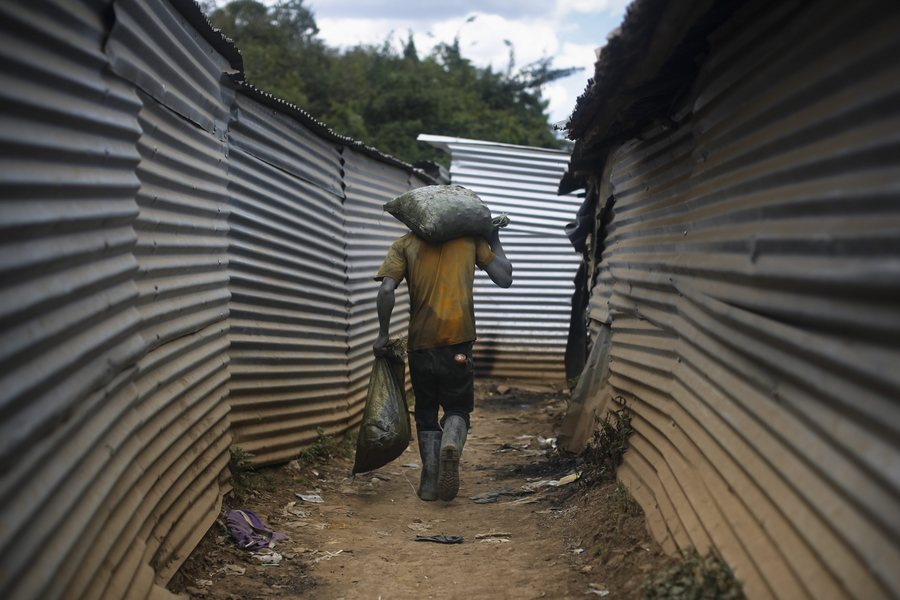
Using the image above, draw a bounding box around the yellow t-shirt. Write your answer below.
[375,234,495,351]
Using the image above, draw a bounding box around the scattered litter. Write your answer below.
[519,473,580,492]
[282,501,310,518]
[522,479,556,493]
[214,564,246,576]
[514,435,533,440]
[573,548,586,554]
[555,472,581,486]
[537,436,557,449]
[312,550,346,563]
[586,590,610,597]
[401,463,420,469]
[252,549,283,565]
[196,580,213,587]
[474,532,511,543]
[496,384,511,394]
[470,489,532,504]
[414,534,464,544]
[506,495,541,505]
[226,510,289,551]
[370,472,391,481]
[474,532,512,540]
[296,492,324,504]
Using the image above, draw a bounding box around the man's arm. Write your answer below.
[373,276,397,356]
[483,228,513,288]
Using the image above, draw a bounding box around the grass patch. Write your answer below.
[228,446,274,503]
[643,547,744,600]
[611,483,641,517]
[582,399,633,481]
[296,429,356,465]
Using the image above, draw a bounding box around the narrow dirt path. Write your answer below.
[171,383,673,599]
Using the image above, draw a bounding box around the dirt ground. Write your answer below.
[169,382,675,599]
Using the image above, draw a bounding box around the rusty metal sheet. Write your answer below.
[577,1,900,598]
[418,135,583,381]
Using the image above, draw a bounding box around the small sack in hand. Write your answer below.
[384,184,494,243]
[352,340,411,474]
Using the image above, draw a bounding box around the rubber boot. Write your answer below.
[438,415,468,501]
[417,431,442,501]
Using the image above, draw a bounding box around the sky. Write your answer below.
[247,0,630,126]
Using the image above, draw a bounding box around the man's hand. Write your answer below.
[484,227,513,288]
[374,277,397,356]
[373,333,390,357]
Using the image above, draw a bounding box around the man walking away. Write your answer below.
[373,225,513,501]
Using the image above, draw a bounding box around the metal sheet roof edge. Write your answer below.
[169,0,435,183]
[560,0,749,191]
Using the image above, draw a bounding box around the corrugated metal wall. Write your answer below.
[585,1,900,598]
[226,92,351,465]
[0,0,430,597]
[104,1,235,596]
[343,152,424,416]
[418,135,582,381]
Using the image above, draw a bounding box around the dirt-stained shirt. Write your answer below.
[375,234,495,351]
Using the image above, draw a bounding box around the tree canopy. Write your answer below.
[204,0,579,165]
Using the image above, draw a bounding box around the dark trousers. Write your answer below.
[408,341,474,432]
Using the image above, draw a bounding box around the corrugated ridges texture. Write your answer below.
[226,93,351,465]
[343,152,424,415]
[418,136,582,380]
[0,0,431,597]
[589,1,900,598]
[0,1,147,598]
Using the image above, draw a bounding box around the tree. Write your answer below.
[206,0,580,164]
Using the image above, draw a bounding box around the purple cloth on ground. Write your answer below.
[226,509,289,550]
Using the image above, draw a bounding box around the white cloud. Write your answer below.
[260,0,627,124]
[555,0,631,16]
[428,14,561,70]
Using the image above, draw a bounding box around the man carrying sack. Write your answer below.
[373,185,513,501]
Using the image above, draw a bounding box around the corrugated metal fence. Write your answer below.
[577,1,900,598]
[418,135,582,381]
[0,0,427,598]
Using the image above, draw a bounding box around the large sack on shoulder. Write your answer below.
[352,339,411,474]
[384,184,494,243]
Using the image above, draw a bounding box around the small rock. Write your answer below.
[496,385,511,395]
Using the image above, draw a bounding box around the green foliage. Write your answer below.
[296,429,355,465]
[643,548,745,600]
[228,446,274,502]
[206,0,578,165]
[583,400,634,480]
[611,483,641,516]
